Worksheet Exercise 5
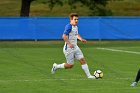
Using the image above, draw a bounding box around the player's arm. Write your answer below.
[77,34,87,43]
[63,34,74,48]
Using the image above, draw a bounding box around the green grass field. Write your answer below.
[0,41,140,93]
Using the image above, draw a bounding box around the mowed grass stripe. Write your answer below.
[97,47,140,54]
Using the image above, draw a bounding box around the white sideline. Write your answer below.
[0,78,130,82]
[97,48,140,55]
[0,79,88,82]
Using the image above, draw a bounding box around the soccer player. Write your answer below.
[51,13,95,79]
[130,69,140,86]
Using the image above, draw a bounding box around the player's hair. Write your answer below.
[69,13,78,20]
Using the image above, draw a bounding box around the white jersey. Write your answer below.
[63,23,84,64]
[63,23,78,50]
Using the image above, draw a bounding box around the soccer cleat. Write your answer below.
[130,82,137,87]
[88,75,96,79]
[51,63,57,74]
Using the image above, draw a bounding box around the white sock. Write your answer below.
[56,63,65,68]
[81,64,91,77]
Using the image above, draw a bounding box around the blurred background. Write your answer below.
[0,0,140,17]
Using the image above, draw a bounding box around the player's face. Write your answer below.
[71,16,78,26]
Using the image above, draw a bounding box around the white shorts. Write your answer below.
[63,45,84,65]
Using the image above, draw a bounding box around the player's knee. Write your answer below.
[65,64,74,69]
[68,64,74,68]
[80,58,86,65]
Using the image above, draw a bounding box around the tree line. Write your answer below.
[20,0,113,17]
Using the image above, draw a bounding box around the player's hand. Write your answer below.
[68,43,74,48]
[81,39,87,43]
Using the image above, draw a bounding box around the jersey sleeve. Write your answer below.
[63,24,72,35]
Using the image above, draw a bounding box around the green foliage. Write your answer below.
[33,0,63,10]
[35,0,112,16]
[63,0,112,16]
[46,0,63,10]
[1,0,140,16]
[67,0,79,9]
[79,0,112,16]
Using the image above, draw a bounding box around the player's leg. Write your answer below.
[131,69,140,86]
[51,48,74,74]
[51,63,65,74]
[79,58,95,79]
[75,47,95,79]
[135,69,140,82]
[51,63,74,74]
[58,48,74,69]
[54,62,74,69]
